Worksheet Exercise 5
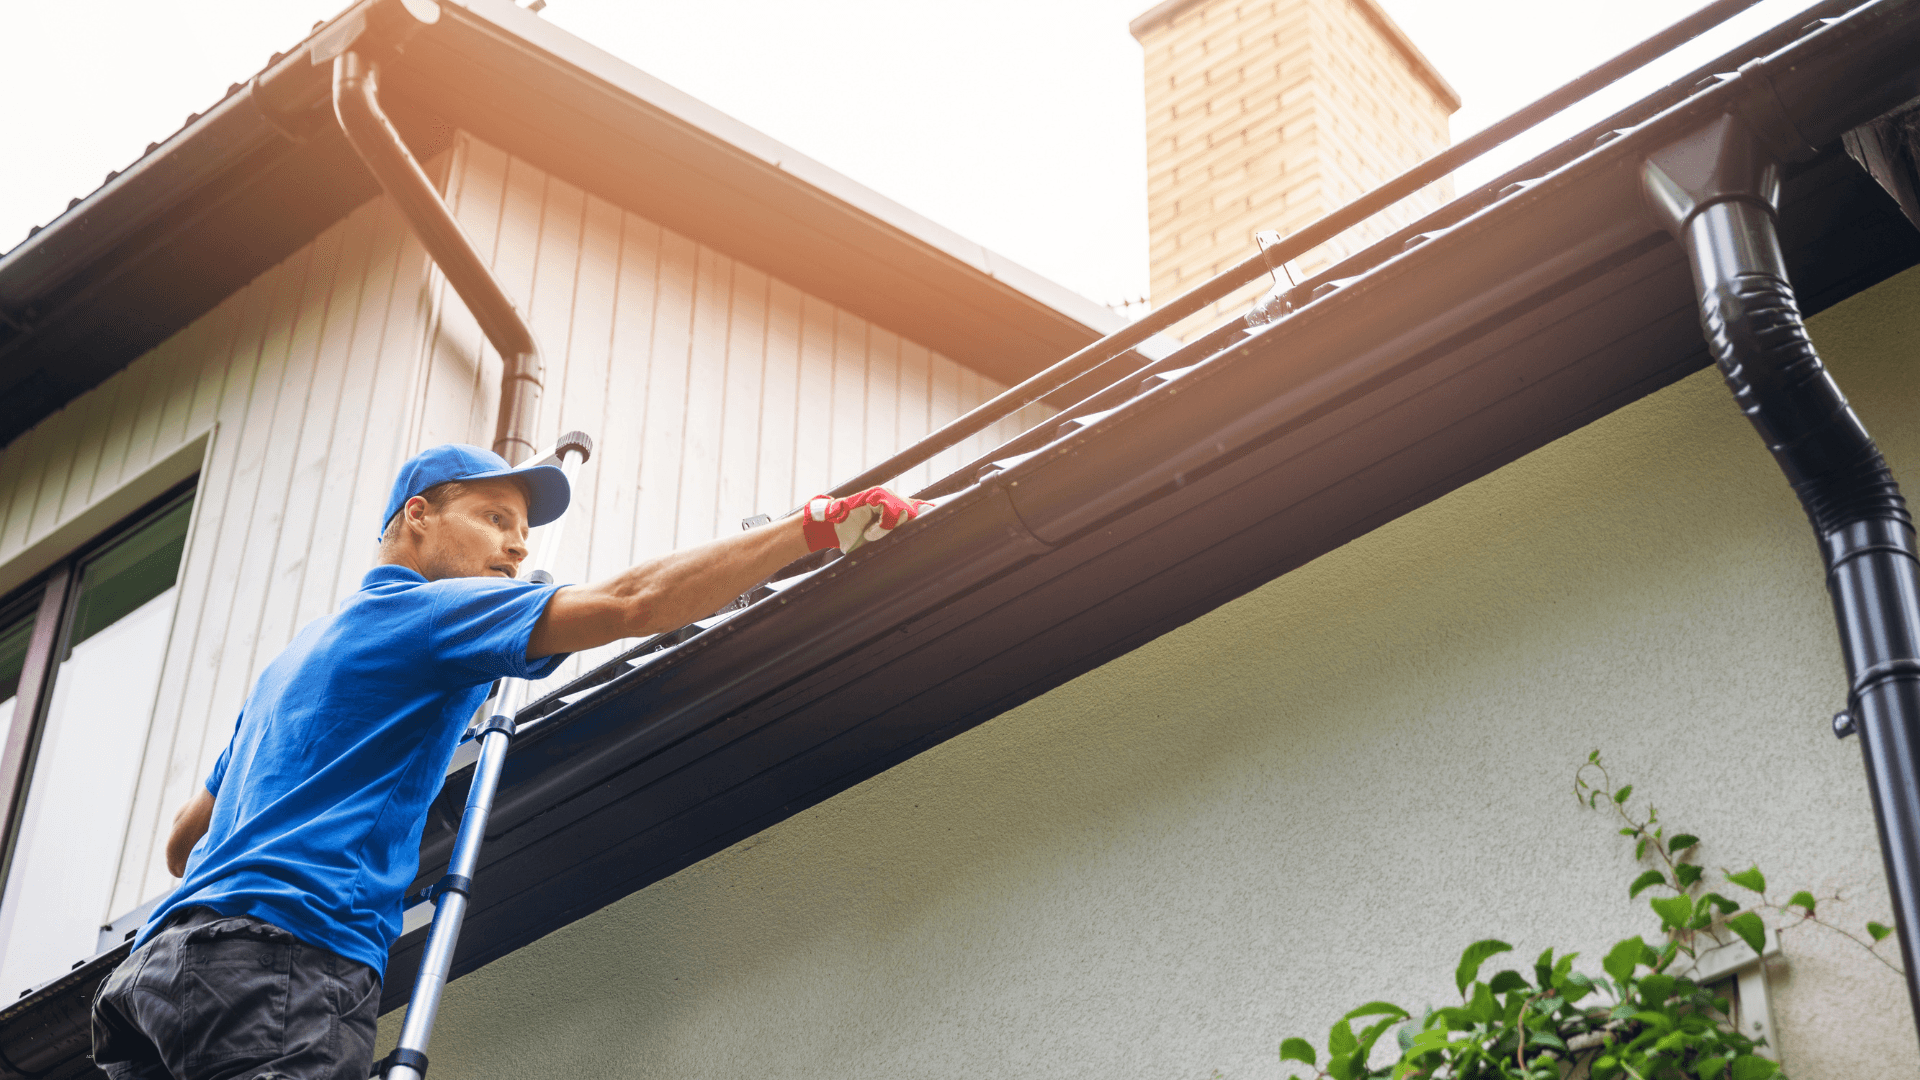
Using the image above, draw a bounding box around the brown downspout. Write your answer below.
[332,48,543,464]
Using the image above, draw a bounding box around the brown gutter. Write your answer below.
[332,34,544,463]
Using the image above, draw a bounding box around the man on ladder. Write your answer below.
[89,440,929,1080]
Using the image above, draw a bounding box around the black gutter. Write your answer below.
[0,941,126,1080]
[386,0,1920,1012]
[1646,106,1920,1039]
[332,26,546,463]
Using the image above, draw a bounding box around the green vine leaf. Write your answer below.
[1487,969,1528,995]
[1726,866,1767,894]
[1675,864,1704,889]
[1402,1027,1454,1060]
[1632,1008,1675,1033]
[1342,1001,1410,1023]
[1688,894,1719,929]
[1650,895,1693,930]
[1552,953,1578,984]
[1279,1036,1316,1066]
[1455,939,1513,996]
[1603,936,1647,983]
[1701,892,1740,916]
[1868,921,1895,943]
[1629,870,1667,898]
[1467,981,1500,1024]
[1668,833,1699,852]
[1786,891,1816,916]
[1614,784,1634,804]
[1730,1054,1779,1080]
[1726,911,1766,956]
[1353,1015,1402,1067]
[1327,1020,1357,1057]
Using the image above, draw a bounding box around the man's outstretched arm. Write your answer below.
[526,487,932,658]
[527,514,807,658]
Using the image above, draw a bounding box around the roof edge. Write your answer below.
[1129,0,1461,113]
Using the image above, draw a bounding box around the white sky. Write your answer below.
[0,0,1826,311]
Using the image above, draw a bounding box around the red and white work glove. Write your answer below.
[802,487,935,554]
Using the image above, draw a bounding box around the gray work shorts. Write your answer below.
[90,907,380,1080]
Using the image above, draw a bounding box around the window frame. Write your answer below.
[0,476,199,895]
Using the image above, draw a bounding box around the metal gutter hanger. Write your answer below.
[329,0,547,464]
[1645,99,1920,1044]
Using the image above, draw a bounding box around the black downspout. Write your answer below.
[1644,113,1920,1040]
[332,46,545,464]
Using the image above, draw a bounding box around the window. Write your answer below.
[0,483,195,997]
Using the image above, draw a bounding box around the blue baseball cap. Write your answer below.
[380,443,570,539]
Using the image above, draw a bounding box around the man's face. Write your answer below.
[411,478,532,580]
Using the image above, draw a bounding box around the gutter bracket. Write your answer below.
[1645,110,1920,1050]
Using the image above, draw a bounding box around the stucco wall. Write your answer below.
[390,266,1920,1077]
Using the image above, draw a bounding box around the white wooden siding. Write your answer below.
[0,131,1055,929]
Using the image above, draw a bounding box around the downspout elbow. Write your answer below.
[332,49,544,463]
[1642,115,1907,550]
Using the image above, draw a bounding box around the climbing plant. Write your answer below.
[1276,752,1902,1080]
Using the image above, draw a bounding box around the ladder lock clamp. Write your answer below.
[428,874,472,902]
[378,1047,429,1077]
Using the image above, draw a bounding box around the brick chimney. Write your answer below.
[1131,0,1459,335]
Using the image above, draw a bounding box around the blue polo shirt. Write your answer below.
[137,565,569,976]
